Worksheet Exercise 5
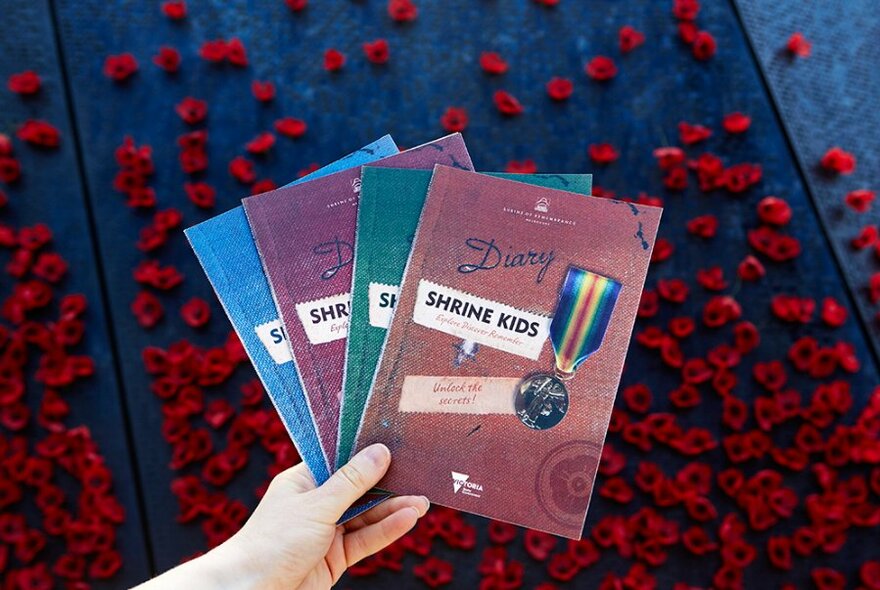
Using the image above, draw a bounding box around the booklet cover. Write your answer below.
[338,169,593,467]
[185,135,398,480]
[355,166,661,539]
[242,135,473,465]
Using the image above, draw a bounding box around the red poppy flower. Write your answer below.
[692,31,717,61]
[737,255,765,281]
[679,122,712,145]
[651,238,674,263]
[723,163,762,193]
[723,112,751,134]
[286,0,308,11]
[185,182,216,209]
[504,160,537,174]
[324,49,346,71]
[657,278,689,303]
[682,526,717,555]
[493,90,524,116]
[820,147,856,174]
[175,97,207,125]
[413,556,453,588]
[585,56,617,81]
[487,521,517,545]
[103,53,139,81]
[524,529,557,560]
[672,0,700,20]
[161,0,187,19]
[153,46,181,72]
[131,291,164,328]
[755,196,791,226]
[820,296,847,328]
[8,71,41,95]
[600,476,634,503]
[363,40,389,65]
[812,568,846,590]
[89,550,123,578]
[245,132,276,155]
[653,146,686,169]
[388,0,417,22]
[547,551,580,582]
[251,80,275,102]
[274,117,307,138]
[440,107,468,132]
[845,188,875,212]
[0,156,19,183]
[618,25,645,53]
[17,120,61,148]
[623,383,652,413]
[200,40,228,62]
[786,32,811,58]
[229,156,256,184]
[686,214,718,238]
[534,75,569,105]
[479,52,508,75]
[32,252,68,283]
[696,266,727,291]
[589,143,619,165]
[251,179,277,195]
[771,294,815,323]
[227,38,248,66]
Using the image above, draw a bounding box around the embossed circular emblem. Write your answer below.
[515,374,569,430]
[534,440,601,528]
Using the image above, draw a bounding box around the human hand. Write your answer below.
[136,443,429,590]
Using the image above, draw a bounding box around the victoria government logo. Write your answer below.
[451,471,483,498]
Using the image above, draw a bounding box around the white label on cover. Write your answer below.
[412,280,550,360]
[399,375,519,414]
[368,282,400,329]
[254,319,293,364]
[295,292,351,345]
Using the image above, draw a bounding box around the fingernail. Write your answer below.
[362,443,390,466]
[418,496,430,516]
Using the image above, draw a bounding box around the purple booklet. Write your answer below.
[242,135,473,465]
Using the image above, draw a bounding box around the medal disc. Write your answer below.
[515,374,569,430]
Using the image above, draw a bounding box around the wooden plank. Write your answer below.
[734,0,880,362]
[51,0,880,586]
[0,0,151,586]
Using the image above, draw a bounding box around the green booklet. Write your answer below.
[338,167,592,467]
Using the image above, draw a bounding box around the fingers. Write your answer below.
[344,495,430,532]
[343,507,421,567]
[275,460,318,493]
[310,444,391,522]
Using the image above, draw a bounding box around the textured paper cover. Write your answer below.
[338,169,593,467]
[184,136,398,520]
[355,166,661,539]
[242,135,473,465]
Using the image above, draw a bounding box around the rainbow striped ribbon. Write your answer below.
[549,267,622,378]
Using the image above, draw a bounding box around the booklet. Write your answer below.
[185,135,397,481]
[338,168,593,467]
[242,135,473,466]
[355,166,661,539]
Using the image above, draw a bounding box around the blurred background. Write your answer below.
[1,0,878,588]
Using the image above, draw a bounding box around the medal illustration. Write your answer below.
[516,267,622,430]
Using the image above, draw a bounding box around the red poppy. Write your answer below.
[692,31,717,61]
[0,156,19,183]
[588,143,619,165]
[161,0,187,19]
[185,182,216,209]
[413,556,454,588]
[786,32,812,58]
[440,107,468,132]
[103,53,139,81]
[324,49,346,71]
[388,0,417,22]
[524,529,557,560]
[131,291,164,328]
[696,266,727,291]
[286,0,308,11]
[245,132,276,155]
[229,156,256,184]
[770,294,815,323]
[547,551,580,582]
[175,97,207,125]
[505,160,537,174]
[757,195,792,225]
[619,25,645,53]
[723,112,751,134]
[539,77,572,103]
[227,38,248,67]
[363,40,390,65]
[686,214,718,238]
[623,383,652,413]
[820,147,856,174]
[8,71,41,95]
[275,117,307,138]
[480,52,508,75]
[672,0,700,20]
[654,146,686,169]
[153,47,181,72]
[679,122,712,145]
[820,297,847,327]
[251,80,275,102]
[812,568,846,590]
[493,90,524,116]
[845,188,875,212]
[737,255,765,281]
[200,40,229,62]
[585,56,617,81]
[17,120,61,148]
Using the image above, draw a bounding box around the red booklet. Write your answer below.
[355,166,662,538]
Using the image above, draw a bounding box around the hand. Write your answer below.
[136,444,429,590]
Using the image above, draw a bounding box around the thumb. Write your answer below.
[311,443,391,522]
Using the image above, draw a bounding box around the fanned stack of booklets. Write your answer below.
[186,134,661,539]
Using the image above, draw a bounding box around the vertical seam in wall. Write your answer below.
[45,0,157,575]
[728,0,880,371]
